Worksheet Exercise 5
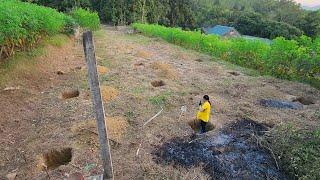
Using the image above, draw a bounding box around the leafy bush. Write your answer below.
[133,23,320,88]
[63,16,78,35]
[265,125,320,179]
[0,0,67,59]
[70,8,100,31]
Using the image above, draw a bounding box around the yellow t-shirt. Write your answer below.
[197,101,211,122]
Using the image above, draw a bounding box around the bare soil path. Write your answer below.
[1,26,319,179]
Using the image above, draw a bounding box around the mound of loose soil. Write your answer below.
[293,97,315,105]
[187,120,215,133]
[72,117,129,143]
[100,86,118,102]
[97,65,108,75]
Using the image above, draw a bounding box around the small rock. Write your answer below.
[195,59,203,62]
[6,171,17,180]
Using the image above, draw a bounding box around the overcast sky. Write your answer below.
[295,0,320,6]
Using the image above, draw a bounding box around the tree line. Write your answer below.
[24,0,320,39]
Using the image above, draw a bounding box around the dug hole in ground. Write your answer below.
[0,26,319,179]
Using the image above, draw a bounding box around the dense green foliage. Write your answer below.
[70,8,100,31]
[26,0,320,39]
[133,23,320,88]
[265,125,320,179]
[0,1,100,59]
[0,0,66,58]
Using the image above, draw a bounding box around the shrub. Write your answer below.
[132,23,320,89]
[0,0,66,59]
[70,8,100,31]
[265,125,320,179]
[63,16,78,35]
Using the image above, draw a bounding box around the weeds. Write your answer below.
[264,125,320,179]
[45,34,69,47]
[132,86,146,95]
[149,91,172,106]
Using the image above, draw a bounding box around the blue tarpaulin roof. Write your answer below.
[203,25,236,36]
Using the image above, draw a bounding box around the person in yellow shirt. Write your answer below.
[197,95,211,134]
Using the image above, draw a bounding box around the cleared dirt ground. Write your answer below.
[1,26,319,179]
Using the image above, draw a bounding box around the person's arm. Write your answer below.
[199,103,208,112]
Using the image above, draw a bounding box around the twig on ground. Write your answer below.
[188,136,206,144]
[178,106,187,121]
[136,143,142,156]
[252,134,280,170]
[43,166,51,179]
[143,108,163,127]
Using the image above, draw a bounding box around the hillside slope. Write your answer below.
[0,26,319,179]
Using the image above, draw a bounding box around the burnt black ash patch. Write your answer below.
[153,119,286,180]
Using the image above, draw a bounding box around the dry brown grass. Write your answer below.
[150,62,178,80]
[139,157,211,180]
[136,50,151,59]
[100,85,118,102]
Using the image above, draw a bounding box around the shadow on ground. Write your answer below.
[153,119,287,180]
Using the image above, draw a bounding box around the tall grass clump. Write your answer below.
[133,23,320,88]
[0,0,67,59]
[70,8,100,31]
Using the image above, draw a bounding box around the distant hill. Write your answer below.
[302,5,320,11]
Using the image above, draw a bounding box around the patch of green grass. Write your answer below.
[93,29,105,38]
[101,60,112,67]
[0,33,69,87]
[265,125,320,179]
[122,34,152,45]
[45,34,69,47]
[0,48,42,87]
[132,86,146,95]
[149,91,173,106]
[124,111,135,119]
[100,74,118,84]
[0,47,43,70]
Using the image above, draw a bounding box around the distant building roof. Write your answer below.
[202,25,239,36]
